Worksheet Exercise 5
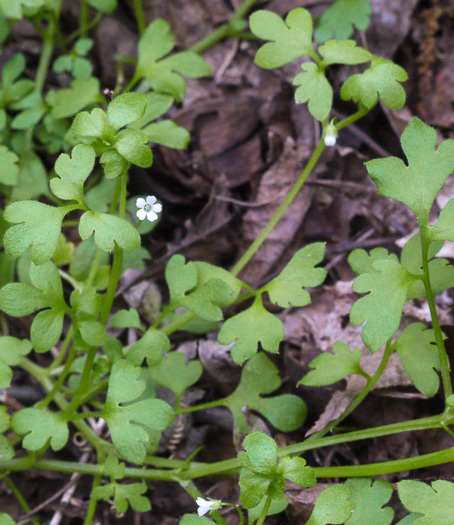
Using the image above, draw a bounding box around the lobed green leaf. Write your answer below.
[315,0,371,43]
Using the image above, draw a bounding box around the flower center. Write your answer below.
[144,203,152,212]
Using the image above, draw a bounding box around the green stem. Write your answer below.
[47,326,73,371]
[224,504,244,525]
[80,0,89,38]
[231,139,326,276]
[420,223,453,400]
[177,398,225,414]
[307,340,392,442]
[38,340,77,409]
[4,476,40,525]
[335,106,370,131]
[133,0,146,34]
[256,496,272,525]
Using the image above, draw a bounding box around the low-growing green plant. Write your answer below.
[1,0,454,524]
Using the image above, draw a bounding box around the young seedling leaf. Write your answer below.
[111,308,143,331]
[78,320,109,347]
[0,406,10,433]
[250,8,314,69]
[430,199,454,242]
[319,40,371,66]
[71,107,107,138]
[85,0,117,14]
[348,248,398,276]
[0,435,14,461]
[4,201,68,265]
[94,482,151,513]
[142,120,190,149]
[127,329,169,368]
[102,359,174,464]
[149,352,202,397]
[264,243,326,307]
[11,151,48,202]
[278,456,316,487]
[398,479,454,524]
[400,233,444,276]
[107,92,147,129]
[315,0,371,43]
[180,516,213,525]
[218,296,284,364]
[224,353,307,433]
[0,146,19,186]
[166,255,233,321]
[293,63,332,121]
[350,258,418,352]
[345,478,394,525]
[50,77,101,119]
[194,261,244,302]
[0,514,17,525]
[366,118,454,222]
[341,57,408,110]
[129,92,174,129]
[393,323,440,397]
[79,211,141,252]
[300,342,366,386]
[114,129,153,167]
[137,20,210,102]
[306,484,355,525]
[51,144,96,202]
[0,337,32,389]
[12,408,69,451]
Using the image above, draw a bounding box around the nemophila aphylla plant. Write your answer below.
[1,0,454,523]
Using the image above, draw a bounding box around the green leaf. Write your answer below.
[11,151,48,201]
[165,255,233,321]
[293,62,332,121]
[306,484,355,525]
[102,359,174,464]
[393,323,440,397]
[248,497,288,523]
[400,233,444,276]
[149,351,202,397]
[250,8,314,69]
[0,146,19,186]
[350,258,418,352]
[218,296,284,364]
[239,432,278,476]
[142,120,190,149]
[398,480,454,524]
[0,252,15,288]
[114,129,153,167]
[319,40,371,65]
[79,320,108,347]
[341,56,408,110]
[0,405,10,433]
[224,353,307,433]
[94,482,151,513]
[128,329,169,368]
[53,234,75,267]
[4,201,67,264]
[264,243,326,307]
[315,0,371,43]
[71,107,107,138]
[0,435,14,461]
[366,118,454,222]
[79,211,141,252]
[0,282,48,317]
[278,456,316,487]
[121,247,151,271]
[51,145,95,202]
[12,408,69,451]
[111,308,143,330]
[129,93,174,129]
[50,77,101,119]
[107,93,147,129]
[31,309,65,353]
[300,342,365,386]
[430,198,454,242]
[180,516,213,525]
[0,514,17,525]
[345,478,393,524]
[2,53,25,85]
[194,261,244,302]
[137,20,211,102]
[0,336,32,388]
[85,0,117,13]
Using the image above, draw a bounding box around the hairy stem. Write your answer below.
[256,496,272,525]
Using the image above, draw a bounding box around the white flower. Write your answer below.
[324,132,337,146]
[196,497,222,516]
[136,195,162,222]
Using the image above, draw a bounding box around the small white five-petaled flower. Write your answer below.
[136,195,162,222]
[196,497,222,516]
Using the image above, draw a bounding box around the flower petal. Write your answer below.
[198,506,209,516]
[137,209,147,221]
[146,210,158,222]
[136,197,146,208]
[152,203,162,213]
[146,195,157,205]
